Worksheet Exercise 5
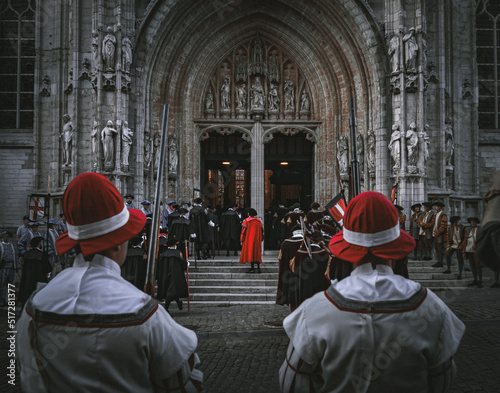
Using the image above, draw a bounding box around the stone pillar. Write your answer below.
[250,122,265,220]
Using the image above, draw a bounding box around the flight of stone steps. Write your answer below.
[186,251,481,305]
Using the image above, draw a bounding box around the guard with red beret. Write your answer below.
[279,191,464,393]
[16,172,203,392]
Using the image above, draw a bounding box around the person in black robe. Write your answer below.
[206,204,219,257]
[291,231,331,308]
[189,198,213,259]
[18,236,51,308]
[156,238,188,311]
[121,235,147,290]
[276,227,303,310]
[220,204,241,256]
[169,208,193,251]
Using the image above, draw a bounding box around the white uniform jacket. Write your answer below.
[16,254,203,393]
[279,263,465,393]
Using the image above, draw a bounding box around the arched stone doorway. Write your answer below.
[133,0,387,214]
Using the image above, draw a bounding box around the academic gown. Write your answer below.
[220,210,241,243]
[121,246,147,290]
[276,235,303,306]
[156,248,188,302]
[189,206,211,243]
[18,248,51,307]
[169,217,192,244]
[239,217,263,264]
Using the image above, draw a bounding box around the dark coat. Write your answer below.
[276,235,302,306]
[220,209,241,242]
[156,248,188,302]
[121,246,147,290]
[189,206,211,243]
[18,248,51,306]
[169,216,192,244]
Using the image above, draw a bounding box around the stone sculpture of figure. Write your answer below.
[388,123,401,169]
[121,121,133,167]
[220,76,231,110]
[284,79,295,111]
[406,122,419,167]
[268,83,280,111]
[102,26,116,72]
[403,27,418,73]
[236,84,247,109]
[205,90,214,111]
[300,91,311,112]
[337,134,349,175]
[251,77,264,109]
[91,120,99,167]
[153,133,161,172]
[144,134,152,170]
[60,114,74,166]
[388,33,400,74]
[91,30,100,72]
[122,36,133,73]
[367,129,376,172]
[101,120,117,168]
[445,118,454,166]
[422,124,430,165]
[168,134,178,173]
[356,133,364,173]
[235,50,246,82]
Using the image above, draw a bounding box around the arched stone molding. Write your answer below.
[196,124,254,144]
[262,124,320,144]
[132,0,388,204]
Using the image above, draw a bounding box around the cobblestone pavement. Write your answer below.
[2,269,499,392]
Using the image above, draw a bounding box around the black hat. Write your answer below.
[246,208,258,217]
[194,197,204,204]
[310,202,320,210]
[125,193,134,199]
[450,216,461,223]
[1,230,13,238]
[394,204,404,211]
[178,208,189,214]
[29,236,43,248]
[422,202,433,208]
[309,230,324,243]
[166,238,178,247]
[23,215,30,220]
[411,203,422,211]
[467,217,480,224]
[291,203,301,210]
[432,201,445,207]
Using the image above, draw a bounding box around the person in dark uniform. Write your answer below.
[282,203,305,240]
[18,236,51,309]
[156,238,189,311]
[206,204,219,257]
[418,201,435,260]
[220,203,241,256]
[1,231,20,307]
[409,203,423,259]
[169,208,193,248]
[121,235,147,290]
[124,193,136,209]
[276,225,303,311]
[305,202,324,227]
[189,198,214,260]
[444,216,466,278]
[395,205,406,231]
[432,201,448,268]
[291,230,331,308]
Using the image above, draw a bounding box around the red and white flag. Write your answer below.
[325,192,347,227]
[29,196,45,221]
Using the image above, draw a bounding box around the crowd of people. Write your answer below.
[4,169,500,391]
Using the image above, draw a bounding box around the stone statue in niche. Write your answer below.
[205,89,214,111]
[251,77,265,109]
[144,134,152,171]
[406,122,419,167]
[60,114,74,167]
[102,26,116,72]
[444,117,454,167]
[300,91,311,112]
[388,123,401,169]
[284,79,295,111]
[388,32,400,74]
[250,34,265,75]
[153,133,161,172]
[236,84,247,109]
[268,52,280,83]
[121,121,133,168]
[101,120,117,169]
[268,83,280,111]
[91,120,99,168]
[92,30,99,72]
[367,129,375,173]
[168,134,178,174]
[122,36,133,73]
[422,124,430,165]
[220,75,231,110]
[356,133,364,174]
[403,27,418,73]
[337,134,349,176]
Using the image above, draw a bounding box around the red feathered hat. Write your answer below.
[329,191,415,263]
[56,173,146,257]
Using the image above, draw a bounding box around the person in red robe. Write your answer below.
[239,208,263,273]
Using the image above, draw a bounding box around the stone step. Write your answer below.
[190,279,277,286]
[186,300,277,305]
[190,285,276,294]
[189,266,279,274]
[188,293,277,302]
[188,272,278,280]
